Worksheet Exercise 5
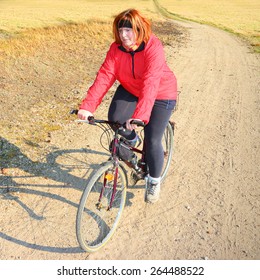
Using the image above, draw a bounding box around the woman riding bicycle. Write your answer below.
[78,9,177,203]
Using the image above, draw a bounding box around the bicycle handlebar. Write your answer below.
[70,109,145,127]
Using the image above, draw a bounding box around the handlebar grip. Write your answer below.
[88,116,95,124]
[70,109,95,124]
[130,120,145,127]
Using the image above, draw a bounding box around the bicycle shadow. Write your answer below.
[0,137,136,256]
[0,186,83,253]
[1,135,116,183]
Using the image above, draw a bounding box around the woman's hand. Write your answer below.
[77,109,93,121]
[126,118,143,131]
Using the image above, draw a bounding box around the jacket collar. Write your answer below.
[118,41,145,53]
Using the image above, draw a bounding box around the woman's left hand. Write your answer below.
[126,118,143,131]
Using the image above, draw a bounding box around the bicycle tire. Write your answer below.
[76,161,127,252]
[160,121,174,182]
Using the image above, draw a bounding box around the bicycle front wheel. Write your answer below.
[161,121,174,182]
[76,161,127,252]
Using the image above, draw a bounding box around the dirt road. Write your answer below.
[0,20,259,260]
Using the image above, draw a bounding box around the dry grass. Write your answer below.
[155,0,260,52]
[0,0,160,58]
[0,19,114,147]
[1,0,258,51]
[0,0,159,35]
[0,20,112,58]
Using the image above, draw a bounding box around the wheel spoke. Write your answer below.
[76,162,127,252]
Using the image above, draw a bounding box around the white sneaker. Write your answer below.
[145,179,161,203]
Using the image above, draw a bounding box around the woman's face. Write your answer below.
[119,27,136,48]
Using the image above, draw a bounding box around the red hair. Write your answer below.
[113,9,151,45]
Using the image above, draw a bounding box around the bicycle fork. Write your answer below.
[97,165,119,211]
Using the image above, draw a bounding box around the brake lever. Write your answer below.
[70,109,79,115]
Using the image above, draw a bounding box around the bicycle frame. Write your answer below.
[70,111,146,210]
[73,110,174,252]
[97,122,146,210]
[107,132,120,210]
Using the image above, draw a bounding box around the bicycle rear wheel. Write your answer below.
[161,121,174,182]
[76,161,127,252]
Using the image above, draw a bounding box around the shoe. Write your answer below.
[145,178,161,203]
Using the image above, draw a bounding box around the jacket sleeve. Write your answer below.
[79,43,117,113]
[131,38,165,124]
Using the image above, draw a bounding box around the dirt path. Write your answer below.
[0,20,259,260]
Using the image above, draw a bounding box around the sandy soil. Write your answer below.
[0,19,259,260]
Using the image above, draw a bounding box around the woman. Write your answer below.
[78,9,177,203]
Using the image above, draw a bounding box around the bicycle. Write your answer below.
[70,109,174,252]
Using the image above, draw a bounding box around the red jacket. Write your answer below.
[80,34,177,123]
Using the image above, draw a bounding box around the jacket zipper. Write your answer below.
[118,42,145,80]
[130,51,136,79]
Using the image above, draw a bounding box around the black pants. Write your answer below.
[108,85,175,178]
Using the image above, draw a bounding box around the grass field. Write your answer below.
[0,0,158,35]
[0,0,159,57]
[155,0,260,52]
[0,0,259,52]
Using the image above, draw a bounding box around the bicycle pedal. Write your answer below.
[131,171,145,183]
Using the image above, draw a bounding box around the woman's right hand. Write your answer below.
[77,109,93,121]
